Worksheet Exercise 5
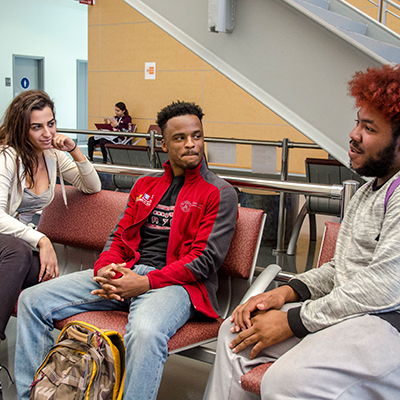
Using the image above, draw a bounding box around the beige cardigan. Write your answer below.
[0,146,101,248]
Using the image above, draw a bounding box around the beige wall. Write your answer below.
[89,0,336,175]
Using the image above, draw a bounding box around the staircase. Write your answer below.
[292,0,400,63]
[123,0,400,165]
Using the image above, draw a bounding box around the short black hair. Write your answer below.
[156,101,204,135]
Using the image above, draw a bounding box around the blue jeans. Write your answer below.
[15,266,195,400]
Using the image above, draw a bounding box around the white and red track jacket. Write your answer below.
[94,159,238,318]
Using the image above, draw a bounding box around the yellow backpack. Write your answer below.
[29,321,125,400]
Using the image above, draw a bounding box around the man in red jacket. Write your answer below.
[15,101,238,400]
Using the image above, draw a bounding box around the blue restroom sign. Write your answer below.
[21,77,30,89]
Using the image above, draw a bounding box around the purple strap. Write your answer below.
[385,176,400,213]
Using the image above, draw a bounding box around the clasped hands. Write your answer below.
[228,286,297,359]
[92,263,150,301]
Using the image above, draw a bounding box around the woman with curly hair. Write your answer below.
[0,90,101,341]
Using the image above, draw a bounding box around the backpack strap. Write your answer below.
[385,176,400,213]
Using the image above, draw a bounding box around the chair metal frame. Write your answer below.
[287,158,362,255]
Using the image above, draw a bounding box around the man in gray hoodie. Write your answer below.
[207,65,400,400]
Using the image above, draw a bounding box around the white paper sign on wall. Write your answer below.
[252,145,277,174]
[207,142,236,164]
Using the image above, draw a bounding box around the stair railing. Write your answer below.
[373,0,400,25]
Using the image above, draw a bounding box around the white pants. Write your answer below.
[206,311,400,400]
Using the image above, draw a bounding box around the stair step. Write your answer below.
[338,28,400,63]
[295,0,330,10]
[293,0,368,35]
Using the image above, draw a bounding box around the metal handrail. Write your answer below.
[93,163,342,197]
[92,163,357,216]
[369,0,400,24]
[382,0,400,12]
[58,128,319,149]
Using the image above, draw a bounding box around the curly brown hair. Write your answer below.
[348,65,400,135]
[0,90,55,187]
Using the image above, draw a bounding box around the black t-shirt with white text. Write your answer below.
[137,176,184,269]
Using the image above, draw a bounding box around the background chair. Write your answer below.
[155,147,169,168]
[240,221,341,395]
[91,123,137,157]
[287,158,363,255]
[146,124,162,147]
[106,143,150,167]
[106,143,151,191]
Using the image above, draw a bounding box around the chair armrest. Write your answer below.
[239,264,282,305]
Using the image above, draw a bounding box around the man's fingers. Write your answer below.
[92,283,116,293]
[93,276,108,285]
[231,307,252,332]
[110,263,127,273]
[108,293,124,301]
[230,331,257,354]
[101,283,117,292]
[249,341,266,359]
[92,290,123,301]
[231,296,268,332]
[91,288,106,296]
[39,263,58,282]
[256,300,269,310]
[229,327,253,349]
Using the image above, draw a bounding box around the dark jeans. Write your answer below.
[0,234,40,340]
[87,136,111,163]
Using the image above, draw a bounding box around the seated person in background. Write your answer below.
[0,90,101,344]
[88,101,132,163]
[206,64,400,400]
[15,101,238,400]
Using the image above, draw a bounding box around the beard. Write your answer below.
[350,136,398,178]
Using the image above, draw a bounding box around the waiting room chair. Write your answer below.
[106,143,150,167]
[124,123,137,144]
[28,185,276,370]
[37,187,130,275]
[12,187,130,316]
[147,124,161,134]
[105,143,151,191]
[240,221,341,395]
[146,124,162,147]
[92,123,137,155]
[154,147,169,168]
[50,204,274,365]
[287,158,363,255]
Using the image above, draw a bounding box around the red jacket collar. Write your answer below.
[162,157,208,184]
